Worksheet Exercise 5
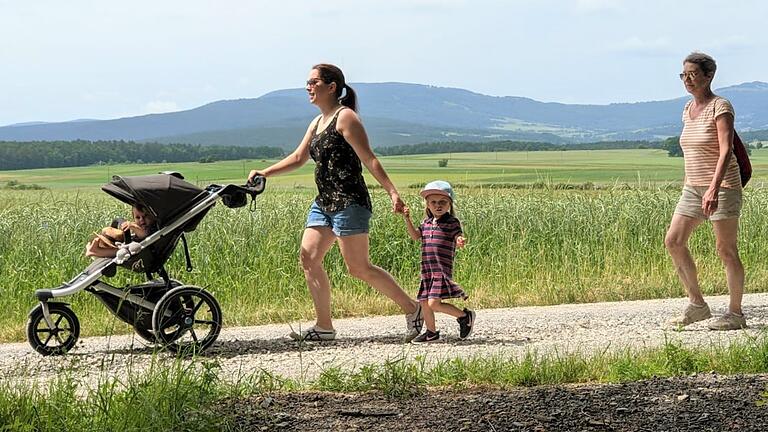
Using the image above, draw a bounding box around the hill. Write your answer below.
[1,82,767,147]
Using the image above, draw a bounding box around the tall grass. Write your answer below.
[2,187,768,342]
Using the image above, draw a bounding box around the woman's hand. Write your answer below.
[402,206,411,218]
[456,235,467,248]
[390,191,405,214]
[702,186,719,217]
[247,169,265,184]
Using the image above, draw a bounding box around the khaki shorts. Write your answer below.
[674,185,742,221]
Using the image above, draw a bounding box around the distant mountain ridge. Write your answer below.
[1,81,767,147]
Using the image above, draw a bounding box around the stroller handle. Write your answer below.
[211,177,266,209]
[246,175,266,195]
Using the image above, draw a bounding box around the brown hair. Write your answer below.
[312,63,358,112]
[684,52,717,77]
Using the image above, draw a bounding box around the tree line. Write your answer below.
[0,140,285,171]
[376,136,758,159]
[6,135,755,171]
[374,139,665,156]
[662,136,756,158]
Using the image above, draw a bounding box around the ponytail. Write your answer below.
[312,63,358,112]
[339,83,358,112]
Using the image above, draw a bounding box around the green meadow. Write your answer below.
[4,148,768,190]
[2,149,768,342]
[0,148,694,189]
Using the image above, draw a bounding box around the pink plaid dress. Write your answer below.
[417,214,467,301]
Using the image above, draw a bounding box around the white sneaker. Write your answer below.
[405,303,424,341]
[289,325,336,341]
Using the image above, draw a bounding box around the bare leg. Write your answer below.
[664,213,705,305]
[337,233,418,314]
[427,298,465,319]
[712,217,744,314]
[299,227,338,330]
[421,300,436,332]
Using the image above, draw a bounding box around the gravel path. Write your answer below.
[3,293,767,386]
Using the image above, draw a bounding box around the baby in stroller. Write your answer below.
[26,172,266,356]
[85,204,158,258]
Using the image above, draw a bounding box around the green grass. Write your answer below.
[0,359,242,431]
[3,149,768,342]
[4,148,768,190]
[0,148,707,190]
[2,149,767,428]
[4,186,768,342]
[313,332,768,392]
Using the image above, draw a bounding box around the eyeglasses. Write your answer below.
[679,71,699,80]
[306,78,324,87]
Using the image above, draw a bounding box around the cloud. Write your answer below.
[609,36,674,56]
[708,34,754,51]
[142,100,180,114]
[574,0,625,13]
[316,0,465,15]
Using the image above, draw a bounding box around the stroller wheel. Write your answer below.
[152,285,222,354]
[26,303,80,356]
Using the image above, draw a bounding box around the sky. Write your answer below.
[1,0,766,126]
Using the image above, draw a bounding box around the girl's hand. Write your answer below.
[403,206,411,217]
[456,235,467,248]
[121,221,147,239]
[702,186,719,217]
[120,221,139,232]
[390,191,405,214]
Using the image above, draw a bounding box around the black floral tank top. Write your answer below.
[309,108,372,213]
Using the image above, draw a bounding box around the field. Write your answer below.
[4,148,768,190]
[2,149,768,343]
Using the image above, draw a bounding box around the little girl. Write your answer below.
[403,180,475,343]
[85,205,157,257]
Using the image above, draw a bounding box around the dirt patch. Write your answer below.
[219,373,768,431]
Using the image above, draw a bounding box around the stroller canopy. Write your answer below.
[102,174,206,227]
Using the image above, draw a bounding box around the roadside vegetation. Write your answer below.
[1,335,767,431]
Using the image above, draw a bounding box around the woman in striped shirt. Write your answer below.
[664,52,746,331]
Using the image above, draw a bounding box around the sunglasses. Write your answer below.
[679,71,699,80]
[306,78,324,87]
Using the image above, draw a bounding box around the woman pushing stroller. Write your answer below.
[248,63,423,341]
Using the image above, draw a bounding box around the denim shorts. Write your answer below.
[674,185,742,221]
[305,201,372,236]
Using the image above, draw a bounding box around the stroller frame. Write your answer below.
[26,173,265,356]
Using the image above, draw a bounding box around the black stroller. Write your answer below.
[26,172,265,356]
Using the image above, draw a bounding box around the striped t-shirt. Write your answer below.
[679,96,740,189]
